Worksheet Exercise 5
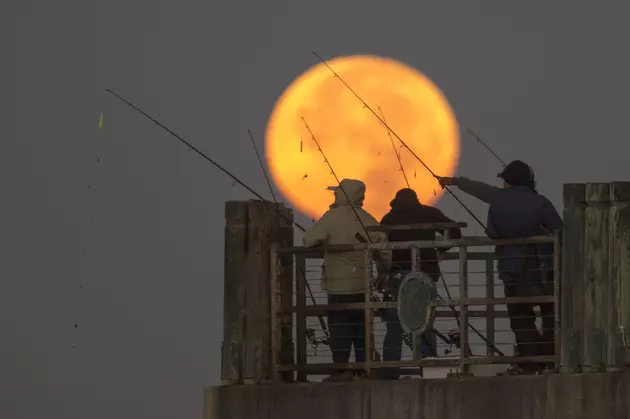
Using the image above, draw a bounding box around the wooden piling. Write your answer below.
[583,183,610,372]
[560,183,585,373]
[222,200,294,384]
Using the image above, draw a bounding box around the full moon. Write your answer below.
[265,55,460,220]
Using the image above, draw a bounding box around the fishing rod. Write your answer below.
[459,122,506,167]
[301,117,393,319]
[107,89,497,355]
[246,128,330,342]
[436,280,504,356]
[377,106,410,188]
[302,117,393,362]
[106,89,333,342]
[104,89,306,234]
[301,117,373,243]
[303,118,462,355]
[105,89,305,231]
[106,89,332,346]
[301,116,500,356]
[305,59,498,352]
[311,52,486,232]
[247,129,278,203]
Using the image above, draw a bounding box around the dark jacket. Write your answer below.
[379,189,462,277]
[451,177,563,277]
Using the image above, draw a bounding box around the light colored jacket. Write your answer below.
[303,179,392,295]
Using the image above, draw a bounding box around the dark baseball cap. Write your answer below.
[497,160,535,187]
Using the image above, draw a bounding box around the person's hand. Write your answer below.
[437,176,454,188]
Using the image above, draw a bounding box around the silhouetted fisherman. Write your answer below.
[439,160,563,375]
[378,188,462,379]
[303,179,391,382]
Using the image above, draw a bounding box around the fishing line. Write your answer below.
[459,122,506,167]
[377,106,410,188]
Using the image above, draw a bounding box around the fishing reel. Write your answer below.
[370,277,391,319]
[305,328,329,355]
[402,332,413,348]
[442,329,474,356]
[443,330,462,355]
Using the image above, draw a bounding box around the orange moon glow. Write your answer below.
[265,55,460,220]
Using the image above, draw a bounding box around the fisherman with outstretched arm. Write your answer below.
[378,188,462,379]
[303,179,391,382]
[437,160,563,375]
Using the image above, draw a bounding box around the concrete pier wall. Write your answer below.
[204,372,630,419]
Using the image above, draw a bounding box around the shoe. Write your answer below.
[538,364,557,375]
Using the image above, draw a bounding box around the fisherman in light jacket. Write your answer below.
[303,178,391,382]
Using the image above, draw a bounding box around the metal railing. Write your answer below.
[270,231,561,381]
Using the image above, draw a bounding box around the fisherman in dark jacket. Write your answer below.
[379,188,462,379]
[439,160,563,374]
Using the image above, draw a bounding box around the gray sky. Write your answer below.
[2,1,629,418]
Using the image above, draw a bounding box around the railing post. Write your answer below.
[364,250,373,376]
[411,248,421,272]
[485,257,495,356]
[458,245,469,375]
[410,246,422,361]
[295,255,307,381]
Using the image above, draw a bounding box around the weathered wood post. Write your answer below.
[221,200,294,384]
[583,183,610,373]
[607,182,630,370]
[560,183,585,373]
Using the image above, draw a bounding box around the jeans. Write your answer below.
[327,294,366,364]
[381,270,437,379]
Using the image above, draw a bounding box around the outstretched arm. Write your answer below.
[439,176,501,204]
